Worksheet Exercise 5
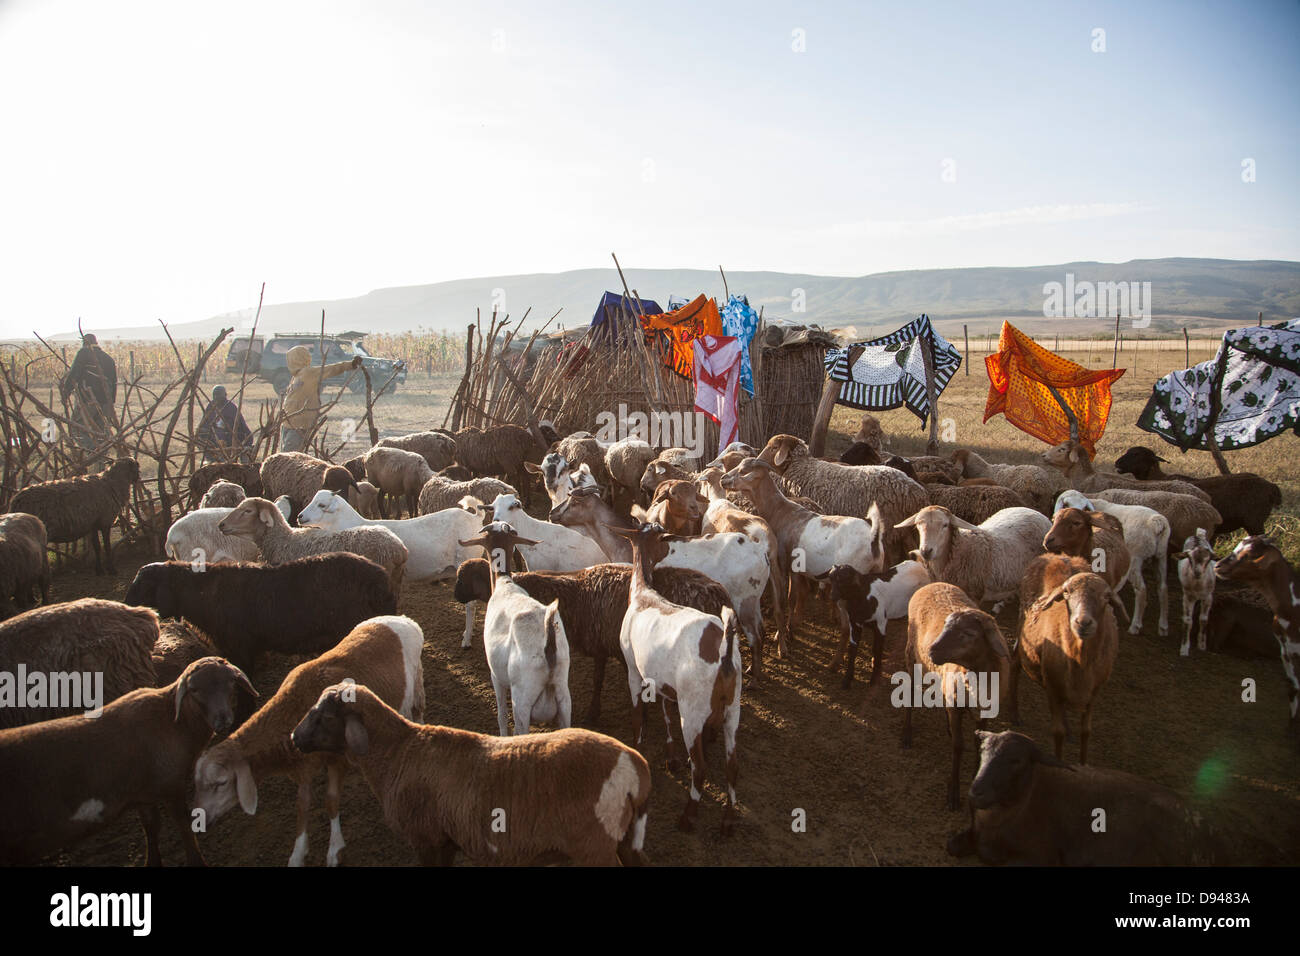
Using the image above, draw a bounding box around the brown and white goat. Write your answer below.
[1174,529,1216,657]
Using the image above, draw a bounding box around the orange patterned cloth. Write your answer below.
[983,321,1125,455]
[640,294,723,379]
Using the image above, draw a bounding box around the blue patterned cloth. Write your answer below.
[720,294,760,395]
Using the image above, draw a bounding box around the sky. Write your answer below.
[0,0,1297,337]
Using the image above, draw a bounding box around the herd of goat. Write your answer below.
[0,412,1295,866]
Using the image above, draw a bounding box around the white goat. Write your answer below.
[487,493,608,571]
[1055,489,1171,637]
[614,523,741,835]
[459,522,572,736]
[1174,529,1217,657]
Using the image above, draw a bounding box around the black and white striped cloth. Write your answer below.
[823,314,962,426]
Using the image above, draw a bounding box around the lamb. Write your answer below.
[1113,449,1282,539]
[757,434,928,565]
[418,474,516,515]
[0,656,257,866]
[824,560,930,687]
[703,441,757,472]
[1009,559,1125,764]
[1042,507,1132,590]
[1055,489,1170,637]
[218,496,408,596]
[291,682,652,865]
[604,438,657,509]
[1089,487,1222,551]
[375,430,457,472]
[163,496,292,566]
[151,619,216,687]
[1213,535,1300,733]
[124,554,397,674]
[946,730,1227,865]
[9,457,139,574]
[613,522,741,834]
[187,462,263,509]
[949,448,1065,515]
[640,456,697,498]
[259,451,358,519]
[0,599,159,729]
[458,522,572,736]
[363,445,434,518]
[352,479,382,518]
[720,457,883,663]
[549,488,772,682]
[1174,529,1217,657]
[489,493,608,571]
[924,482,1031,526]
[894,505,1050,606]
[453,558,732,724]
[0,512,50,619]
[198,480,246,509]
[1040,439,1211,501]
[902,581,1011,810]
[193,615,424,867]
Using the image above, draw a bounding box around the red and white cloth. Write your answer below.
[693,335,743,456]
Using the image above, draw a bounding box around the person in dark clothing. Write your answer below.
[196,385,254,462]
[60,333,117,449]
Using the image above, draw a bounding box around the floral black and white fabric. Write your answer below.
[1138,319,1300,451]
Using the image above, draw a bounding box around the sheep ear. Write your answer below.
[630,504,650,523]
[894,513,920,529]
[1172,551,1189,561]
[985,620,1009,659]
[229,663,258,703]
[344,714,369,755]
[173,673,188,722]
[773,444,789,468]
[1106,589,1130,625]
[524,461,543,474]
[259,503,276,527]
[235,760,258,814]
[458,534,489,549]
[1032,585,1067,611]
[948,514,980,532]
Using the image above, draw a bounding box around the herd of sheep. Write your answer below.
[0,413,1294,867]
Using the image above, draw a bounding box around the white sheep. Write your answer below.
[1174,529,1217,657]
[458,522,572,736]
[217,497,408,596]
[1055,489,1170,636]
[164,496,292,565]
[895,505,1050,607]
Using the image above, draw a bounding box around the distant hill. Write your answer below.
[46,258,1300,343]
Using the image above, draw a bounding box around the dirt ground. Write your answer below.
[38,344,1300,866]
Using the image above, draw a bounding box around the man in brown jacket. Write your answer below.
[279,345,361,452]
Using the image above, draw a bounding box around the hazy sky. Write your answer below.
[1,0,1297,337]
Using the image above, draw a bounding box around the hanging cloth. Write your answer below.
[984,321,1125,455]
[1138,318,1300,451]
[641,294,724,379]
[720,294,760,396]
[693,335,743,455]
[823,314,961,427]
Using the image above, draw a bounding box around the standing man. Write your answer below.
[279,345,362,453]
[60,332,117,449]
[196,385,254,462]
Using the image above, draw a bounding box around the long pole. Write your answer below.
[963,324,969,375]
[1111,309,1120,368]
